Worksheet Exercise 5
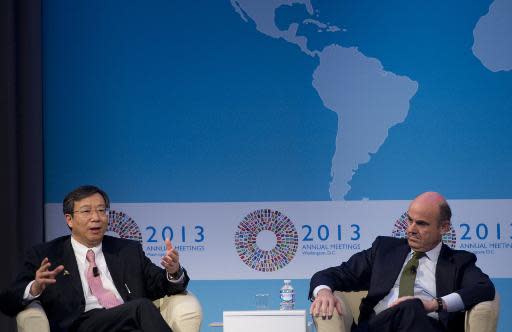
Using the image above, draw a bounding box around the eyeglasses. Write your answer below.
[73,207,110,218]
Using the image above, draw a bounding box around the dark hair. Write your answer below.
[62,185,110,215]
[439,200,452,224]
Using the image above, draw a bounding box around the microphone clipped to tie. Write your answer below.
[93,267,99,277]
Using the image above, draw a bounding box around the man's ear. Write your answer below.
[440,220,450,234]
[65,214,73,229]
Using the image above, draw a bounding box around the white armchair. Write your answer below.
[314,291,500,332]
[16,291,202,332]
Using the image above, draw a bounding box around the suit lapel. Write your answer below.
[62,237,84,298]
[102,237,129,301]
[378,240,410,294]
[435,244,456,327]
[436,244,456,297]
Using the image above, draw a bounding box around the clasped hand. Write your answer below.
[389,295,439,312]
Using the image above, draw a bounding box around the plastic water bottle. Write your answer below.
[279,279,295,310]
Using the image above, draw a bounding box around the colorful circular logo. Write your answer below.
[108,210,143,243]
[392,212,456,248]
[235,209,298,272]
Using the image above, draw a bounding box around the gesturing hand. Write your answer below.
[161,238,180,275]
[30,257,64,296]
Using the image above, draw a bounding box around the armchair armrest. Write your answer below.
[16,301,50,332]
[154,291,203,332]
[465,293,500,332]
[313,291,367,332]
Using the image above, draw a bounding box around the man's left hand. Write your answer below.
[161,238,181,275]
[389,296,438,313]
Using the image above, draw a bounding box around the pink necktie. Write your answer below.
[86,249,122,309]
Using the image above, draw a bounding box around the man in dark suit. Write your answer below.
[309,192,495,332]
[0,185,189,332]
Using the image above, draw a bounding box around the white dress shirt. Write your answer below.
[70,237,124,311]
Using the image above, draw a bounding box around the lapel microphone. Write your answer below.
[411,266,417,274]
[93,267,99,277]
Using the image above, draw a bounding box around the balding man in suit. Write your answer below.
[309,192,494,332]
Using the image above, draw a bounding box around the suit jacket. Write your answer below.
[0,235,190,331]
[309,236,495,332]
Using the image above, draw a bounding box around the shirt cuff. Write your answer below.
[313,285,332,298]
[442,292,464,312]
[166,267,185,283]
[23,281,40,302]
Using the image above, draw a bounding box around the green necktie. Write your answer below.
[398,251,426,297]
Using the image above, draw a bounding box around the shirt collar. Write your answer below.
[71,236,103,263]
[410,241,442,263]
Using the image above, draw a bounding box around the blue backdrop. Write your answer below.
[43,0,511,330]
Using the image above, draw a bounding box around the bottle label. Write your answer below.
[281,292,294,302]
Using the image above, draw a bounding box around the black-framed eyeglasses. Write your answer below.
[73,207,110,217]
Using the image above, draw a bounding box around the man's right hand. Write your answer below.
[29,257,65,296]
[309,288,343,319]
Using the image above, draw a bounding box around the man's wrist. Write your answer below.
[312,285,331,298]
[29,282,42,297]
[435,297,444,312]
[24,281,41,301]
[168,266,183,280]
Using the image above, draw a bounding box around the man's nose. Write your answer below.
[90,209,102,220]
